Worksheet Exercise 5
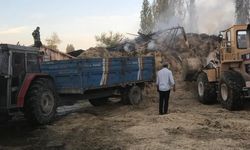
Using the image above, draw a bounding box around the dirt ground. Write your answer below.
[1,81,250,150]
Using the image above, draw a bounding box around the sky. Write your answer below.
[0,0,234,52]
[0,0,146,51]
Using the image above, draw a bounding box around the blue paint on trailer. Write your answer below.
[40,56,155,94]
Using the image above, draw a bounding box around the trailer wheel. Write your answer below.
[218,71,245,110]
[89,98,108,106]
[128,86,142,105]
[24,78,57,125]
[121,88,130,105]
[197,72,217,104]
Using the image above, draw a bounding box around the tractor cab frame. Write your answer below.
[0,44,41,115]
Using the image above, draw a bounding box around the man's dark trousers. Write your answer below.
[159,90,170,114]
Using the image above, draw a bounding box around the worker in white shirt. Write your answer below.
[156,62,175,115]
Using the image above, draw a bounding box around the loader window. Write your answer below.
[237,30,247,49]
[224,31,231,52]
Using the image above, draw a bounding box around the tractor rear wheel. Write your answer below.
[24,78,57,125]
[89,98,108,106]
[218,71,245,110]
[197,72,217,104]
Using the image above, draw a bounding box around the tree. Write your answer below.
[140,0,154,34]
[152,0,197,31]
[235,0,250,24]
[66,44,75,53]
[187,0,198,33]
[45,32,61,50]
[152,0,172,24]
[95,31,124,47]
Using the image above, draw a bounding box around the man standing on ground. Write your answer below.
[32,27,42,48]
[156,62,175,115]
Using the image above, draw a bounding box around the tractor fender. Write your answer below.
[17,73,53,107]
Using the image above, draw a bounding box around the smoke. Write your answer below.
[153,0,235,34]
[153,0,189,32]
[196,0,234,34]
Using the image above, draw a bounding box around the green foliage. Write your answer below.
[95,31,124,47]
[140,0,154,34]
[45,32,61,50]
[66,44,75,53]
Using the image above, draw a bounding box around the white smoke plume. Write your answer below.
[153,0,235,34]
[196,0,234,34]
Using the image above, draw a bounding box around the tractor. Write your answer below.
[0,44,57,124]
[196,24,250,110]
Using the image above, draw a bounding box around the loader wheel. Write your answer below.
[89,98,108,106]
[197,72,217,104]
[24,78,57,125]
[218,71,245,110]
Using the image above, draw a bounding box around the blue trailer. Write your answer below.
[41,56,155,106]
[0,44,155,125]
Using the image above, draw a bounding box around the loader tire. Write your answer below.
[197,72,217,104]
[24,78,57,125]
[218,71,245,110]
[89,98,108,106]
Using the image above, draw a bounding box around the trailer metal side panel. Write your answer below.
[41,57,155,94]
[142,57,155,81]
[106,58,123,86]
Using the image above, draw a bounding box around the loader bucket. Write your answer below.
[183,58,202,81]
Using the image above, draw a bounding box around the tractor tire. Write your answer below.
[218,71,245,110]
[24,78,57,125]
[128,86,142,105]
[197,72,217,104]
[89,98,108,106]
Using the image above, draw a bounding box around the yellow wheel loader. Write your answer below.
[192,24,250,110]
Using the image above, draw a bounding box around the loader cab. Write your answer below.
[220,25,250,63]
[0,44,40,115]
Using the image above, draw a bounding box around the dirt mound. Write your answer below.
[78,47,131,58]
